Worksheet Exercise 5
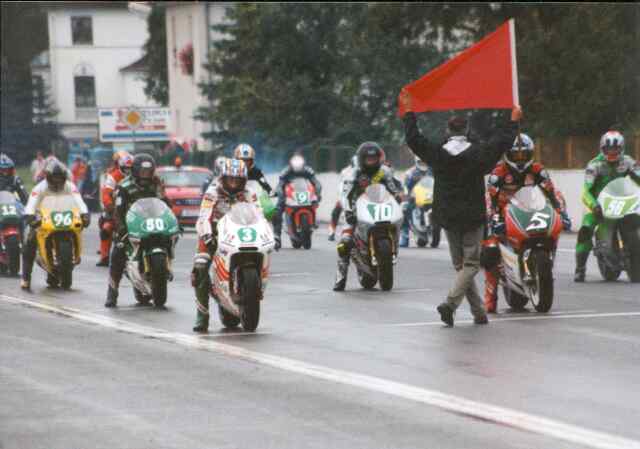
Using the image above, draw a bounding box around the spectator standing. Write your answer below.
[30,151,46,183]
[401,94,522,327]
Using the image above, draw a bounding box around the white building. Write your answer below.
[35,1,159,149]
[161,2,229,152]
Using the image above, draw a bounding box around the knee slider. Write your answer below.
[337,237,353,259]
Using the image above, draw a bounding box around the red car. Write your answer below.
[157,166,212,227]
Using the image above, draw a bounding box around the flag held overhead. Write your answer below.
[398,19,519,116]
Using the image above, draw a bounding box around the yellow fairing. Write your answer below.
[36,206,83,271]
[412,184,433,208]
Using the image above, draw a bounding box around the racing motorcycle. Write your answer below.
[34,193,85,289]
[593,176,640,282]
[408,175,440,248]
[0,191,23,276]
[351,184,403,291]
[211,202,275,331]
[125,198,180,307]
[284,178,318,249]
[498,186,563,312]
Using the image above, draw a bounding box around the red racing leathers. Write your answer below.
[98,167,126,263]
[483,161,564,312]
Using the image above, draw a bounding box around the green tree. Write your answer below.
[142,5,168,106]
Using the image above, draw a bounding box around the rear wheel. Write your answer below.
[376,239,394,291]
[149,252,168,307]
[596,247,622,281]
[529,249,554,312]
[301,214,312,250]
[416,237,427,248]
[239,267,260,332]
[218,305,241,328]
[6,234,20,276]
[57,237,74,290]
[503,286,528,311]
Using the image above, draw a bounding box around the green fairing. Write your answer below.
[581,154,629,211]
[509,204,555,232]
[126,199,179,240]
[258,192,276,221]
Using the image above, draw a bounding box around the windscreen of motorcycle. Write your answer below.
[356,184,402,225]
[511,186,548,212]
[597,177,640,219]
[126,198,179,238]
[228,202,261,226]
[286,178,315,206]
[40,194,79,213]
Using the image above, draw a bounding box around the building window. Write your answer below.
[71,16,93,45]
[74,76,96,107]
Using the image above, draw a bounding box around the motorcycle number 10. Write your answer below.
[370,204,393,222]
[526,212,551,231]
[145,218,166,232]
[1,205,17,215]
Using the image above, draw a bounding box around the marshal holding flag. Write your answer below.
[399,20,523,327]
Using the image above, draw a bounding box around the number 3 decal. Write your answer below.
[526,212,550,231]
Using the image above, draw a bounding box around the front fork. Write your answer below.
[368,229,398,267]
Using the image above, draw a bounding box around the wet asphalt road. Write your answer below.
[1,218,639,449]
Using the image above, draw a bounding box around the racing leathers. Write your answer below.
[329,164,355,240]
[97,166,126,265]
[333,165,402,290]
[0,172,29,205]
[191,184,259,332]
[272,166,322,245]
[401,165,441,247]
[483,161,567,311]
[575,153,640,281]
[105,176,168,306]
[21,180,89,286]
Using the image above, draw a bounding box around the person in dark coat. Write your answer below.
[401,94,522,327]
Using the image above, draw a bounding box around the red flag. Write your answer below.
[398,20,519,116]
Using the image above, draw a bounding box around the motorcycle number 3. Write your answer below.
[145,218,166,232]
[526,212,550,231]
[1,205,17,215]
[52,212,73,227]
[369,204,393,221]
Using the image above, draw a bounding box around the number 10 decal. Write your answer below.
[369,204,393,222]
[526,212,550,231]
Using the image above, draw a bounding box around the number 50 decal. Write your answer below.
[145,218,166,232]
[526,212,550,231]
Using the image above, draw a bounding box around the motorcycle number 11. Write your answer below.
[145,218,166,232]
[526,212,550,231]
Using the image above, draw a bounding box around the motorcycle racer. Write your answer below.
[0,153,29,205]
[273,153,322,250]
[96,151,133,267]
[333,142,403,291]
[482,133,571,312]
[574,130,640,282]
[328,155,358,242]
[233,143,273,194]
[191,159,259,332]
[21,159,90,290]
[104,154,169,307]
[400,156,434,248]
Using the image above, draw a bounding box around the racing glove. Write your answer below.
[81,213,91,228]
[202,233,217,255]
[560,211,572,231]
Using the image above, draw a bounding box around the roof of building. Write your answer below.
[119,55,148,73]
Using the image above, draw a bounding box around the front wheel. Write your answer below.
[357,264,377,289]
[529,249,554,312]
[149,252,168,307]
[300,214,312,250]
[134,287,152,305]
[376,238,394,291]
[597,253,622,281]
[57,237,74,290]
[6,234,20,276]
[416,237,427,248]
[239,267,260,331]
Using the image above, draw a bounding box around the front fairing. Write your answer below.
[126,198,179,260]
[0,191,23,226]
[504,186,561,249]
[597,177,640,220]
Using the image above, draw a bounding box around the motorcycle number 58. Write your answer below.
[145,218,166,232]
[606,199,625,216]
[369,204,393,222]
[526,212,551,231]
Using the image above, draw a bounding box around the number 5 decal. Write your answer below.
[526,212,550,231]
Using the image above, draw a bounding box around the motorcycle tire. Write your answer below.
[503,286,528,311]
[300,215,312,250]
[596,254,622,282]
[218,304,240,328]
[133,287,152,306]
[417,238,427,248]
[239,267,260,332]
[530,249,554,313]
[620,220,640,283]
[376,238,394,291]
[149,252,168,307]
[357,265,377,289]
[57,237,74,290]
[6,234,20,276]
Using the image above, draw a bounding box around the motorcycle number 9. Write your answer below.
[52,212,73,227]
[145,218,166,232]
[369,204,393,222]
[526,212,550,231]
[606,199,625,216]
[296,192,309,204]
[1,205,17,216]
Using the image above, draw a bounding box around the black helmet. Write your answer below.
[356,142,385,175]
[45,159,68,192]
[131,153,156,187]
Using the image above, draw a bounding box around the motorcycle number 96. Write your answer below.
[1,205,17,216]
[369,204,393,222]
[52,211,73,227]
[526,212,550,231]
[145,218,166,232]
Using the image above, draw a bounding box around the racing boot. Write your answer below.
[20,273,31,291]
[104,285,118,308]
[192,297,209,333]
[328,224,336,242]
[484,269,499,313]
[574,252,588,283]
[333,258,349,291]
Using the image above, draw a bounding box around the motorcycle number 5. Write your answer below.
[145,218,165,232]
[1,205,17,215]
[369,204,393,222]
[526,212,550,231]
[52,212,73,227]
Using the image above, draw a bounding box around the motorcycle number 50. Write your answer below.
[526,212,551,231]
[369,204,393,222]
[145,218,166,232]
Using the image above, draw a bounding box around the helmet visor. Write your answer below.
[290,156,304,171]
[223,176,246,193]
[509,149,531,163]
[364,154,380,168]
[602,145,622,162]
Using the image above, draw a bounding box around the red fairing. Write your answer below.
[504,210,529,250]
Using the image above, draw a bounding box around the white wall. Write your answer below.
[122,72,157,108]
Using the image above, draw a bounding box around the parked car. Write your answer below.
[156,166,213,227]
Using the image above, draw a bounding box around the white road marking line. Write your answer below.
[270,272,312,278]
[1,294,639,449]
[389,311,640,327]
